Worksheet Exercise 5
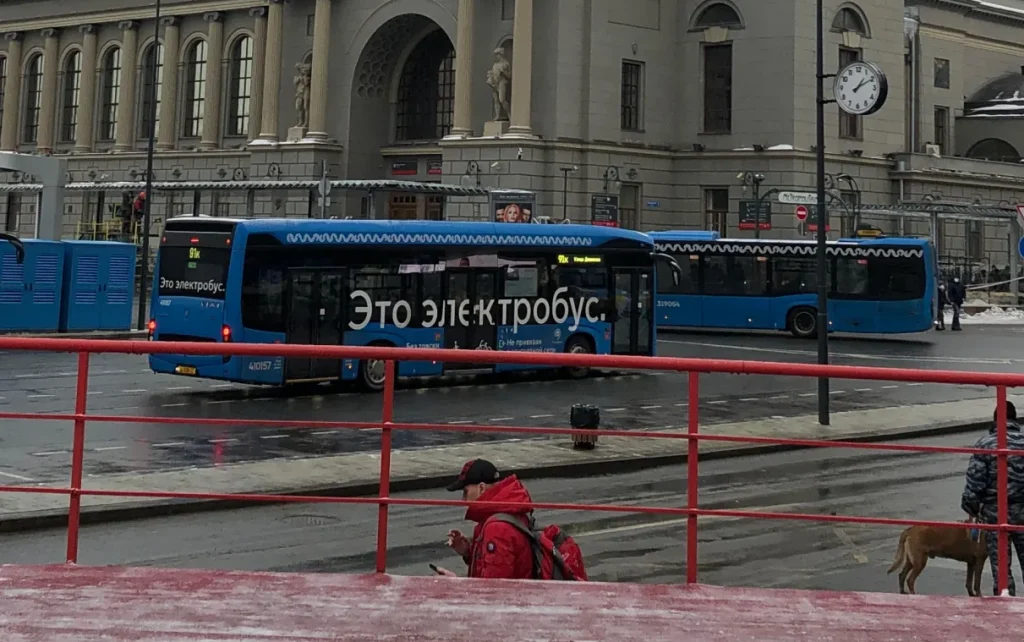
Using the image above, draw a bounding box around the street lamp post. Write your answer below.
[560,166,577,221]
[739,172,766,238]
[815,0,834,425]
[136,0,161,330]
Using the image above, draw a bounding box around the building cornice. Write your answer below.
[0,0,265,33]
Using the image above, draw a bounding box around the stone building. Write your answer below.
[1,0,1024,272]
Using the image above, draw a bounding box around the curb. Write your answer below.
[0,419,990,534]
[2,330,147,341]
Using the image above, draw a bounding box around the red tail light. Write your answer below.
[221,325,232,342]
[147,319,156,333]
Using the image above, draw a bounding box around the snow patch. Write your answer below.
[766,144,795,150]
[945,306,1024,325]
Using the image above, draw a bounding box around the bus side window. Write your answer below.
[835,258,869,297]
[771,257,817,295]
[704,255,767,296]
[241,258,285,333]
[656,256,697,295]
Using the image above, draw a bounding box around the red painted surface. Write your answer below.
[1,565,1023,641]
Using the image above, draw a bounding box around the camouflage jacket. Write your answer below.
[961,422,1024,521]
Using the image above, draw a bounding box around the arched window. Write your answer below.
[965,138,1020,163]
[183,39,208,138]
[227,35,253,137]
[138,43,163,139]
[60,50,82,142]
[21,53,43,144]
[693,3,742,28]
[832,7,868,35]
[0,56,7,135]
[395,30,455,141]
[99,47,122,141]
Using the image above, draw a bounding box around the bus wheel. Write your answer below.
[358,350,391,392]
[788,307,818,339]
[563,336,593,379]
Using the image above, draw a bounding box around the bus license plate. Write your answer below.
[175,365,197,376]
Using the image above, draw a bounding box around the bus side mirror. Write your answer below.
[0,233,25,264]
[652,252,682,287]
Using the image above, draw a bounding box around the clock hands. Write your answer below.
[853,78,870,92]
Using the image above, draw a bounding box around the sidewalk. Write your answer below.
[0,397,998,531]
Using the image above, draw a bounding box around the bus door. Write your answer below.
[611,267,653,355]
[443,269,499,370]
[284,268,345,382]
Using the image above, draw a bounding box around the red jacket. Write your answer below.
[463,475,535,579]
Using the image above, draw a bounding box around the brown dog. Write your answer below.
[887,523,988,596]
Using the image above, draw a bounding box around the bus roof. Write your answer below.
[189,218,653,249]
[649,230,930,248]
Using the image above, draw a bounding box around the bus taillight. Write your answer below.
[221,325,232,342]
[147,319,156,338]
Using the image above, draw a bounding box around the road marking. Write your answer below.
[772,415,787,419]
[798,393,816,397]
[152,442,187,448]
[94,446,127,452]
[881,385,899,390]
[122,389,147,394]
[211,383,234,389]
[767,395,790,400]
[530,413,555,418]
[26,394,55,399]
[640,405,662,410]
[161,402,187,408]
[209,438,239,444]
[448,419,474,424]
[88,391,104,395]
[906,383,925,387]
[490,417,514,422]
[0,470,35,482]
[167,386,192,391]
[310,430,337,436]
[31,450,66,457]
[854,388,873,393]
[708,400,728,405]
[206,400,235,405]
[832,526,869,564]
[739,398,759,402]
[674,402,688,407]
[259,434,288,440]
[830,390,845,395]
[576,502,806,538]
[660,339,1016,366]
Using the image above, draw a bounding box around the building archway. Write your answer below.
[965,137,1020,163]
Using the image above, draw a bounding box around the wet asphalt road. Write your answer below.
[0,432,1003,597]
[0,326,1018,483]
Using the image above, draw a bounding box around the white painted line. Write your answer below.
[489,417,515,422]
[674,402,688,407]
[772,415,787,419]
[659,339,1016,366]
[87,391,104,395]
[799,392,816,397]
[31,450,66,457]
[310,430,337,436]
[259,434,288,440]
[122,389,147,394]
[206,400,234,405]
[767,395,790,400]
[26,394,55,399]
[708,400,728,405]
[530,414,555,418]
[854,388,872,393]
[209,438,239,444]
[167,386,192,391]
[0,470,35,482]
[211,383,234,389]
[448,419,474,425]
[604,408,626,413]
[906,383,925,387]
[108,406,142,411]
[93,446,127,452]
[739,398,759,402]
[830,390,845,395]
[152,442,186,448]
[881,385,899,390]
[640,405,662,410]
[161,402,187,408]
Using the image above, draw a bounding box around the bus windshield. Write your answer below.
[158,245,231,299]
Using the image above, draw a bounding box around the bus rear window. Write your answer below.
[158,246,230,299]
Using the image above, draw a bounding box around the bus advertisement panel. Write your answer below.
[650,231,935,337]
[149,218,674,390]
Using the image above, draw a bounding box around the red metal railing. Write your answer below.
[1,337,1023,594]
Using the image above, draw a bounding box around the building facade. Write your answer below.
[1,0,1024,273]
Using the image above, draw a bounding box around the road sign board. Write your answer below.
[1018,237,1024,260]
[777,191,817,205]
[318,177,332,197]
[795,205,808,221]
[1016,204,1024,231]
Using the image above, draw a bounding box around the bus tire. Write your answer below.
[562,335,594,379]
[358,342,394,392]
[788,307,818,339]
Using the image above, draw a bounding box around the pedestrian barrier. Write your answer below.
[1,337,1023,595]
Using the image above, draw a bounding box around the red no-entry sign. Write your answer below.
[795,205,809,221]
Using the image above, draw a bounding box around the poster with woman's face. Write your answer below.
[495,202,532,223]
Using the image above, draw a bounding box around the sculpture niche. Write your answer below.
[288,62,312,141]
[484,47,512,136]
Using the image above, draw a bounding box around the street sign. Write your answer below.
[318,177,332,197]
[1016,204,1024,231]
[795,205,808,221]
[777,191,817,205]
[1018,237,1024,260]
[739,200,772,230]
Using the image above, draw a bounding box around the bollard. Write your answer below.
[571,404,600,450]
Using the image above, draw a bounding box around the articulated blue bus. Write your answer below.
[650,231,936,337]
[149,217,677,389]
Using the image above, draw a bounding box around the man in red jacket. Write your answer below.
[433,459,535,579]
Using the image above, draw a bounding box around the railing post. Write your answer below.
[996,385,1009,595]
[375,359,396,573]
[686,370,699,584]
[66,352,90,564]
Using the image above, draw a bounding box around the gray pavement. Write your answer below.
[0,327,1018,483]
[0,432,1002,598]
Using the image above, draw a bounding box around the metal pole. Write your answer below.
[815,0,830,425]
[562,169,569,221]
[136,0,161,330]
[753,179,761,240]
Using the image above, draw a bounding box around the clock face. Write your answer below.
[834,61,888,116]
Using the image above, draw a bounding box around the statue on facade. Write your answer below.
[486,48,512,122]
[294,62,312,129]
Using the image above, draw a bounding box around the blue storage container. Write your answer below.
[59,241,137,332]
[0,239,65,332]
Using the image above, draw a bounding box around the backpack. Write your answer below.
[489,513,588,581]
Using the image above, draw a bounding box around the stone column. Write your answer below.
[0,33,22,150]
[200,12,224,149]
[248,7,267,141]
[507,0,534,137]
[114,21,139,152]
[258,0,284,142]
[75,25,98,153]
[156,17,180,150]
[449,0,475,137]
[36,28,60,153]
[307,0,332,140]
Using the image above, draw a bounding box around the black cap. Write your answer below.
[446,459,501,492]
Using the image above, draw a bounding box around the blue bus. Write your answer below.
[149,217,678,389]
[650,231,936,337]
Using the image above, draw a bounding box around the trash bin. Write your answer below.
[570,404,600,450]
